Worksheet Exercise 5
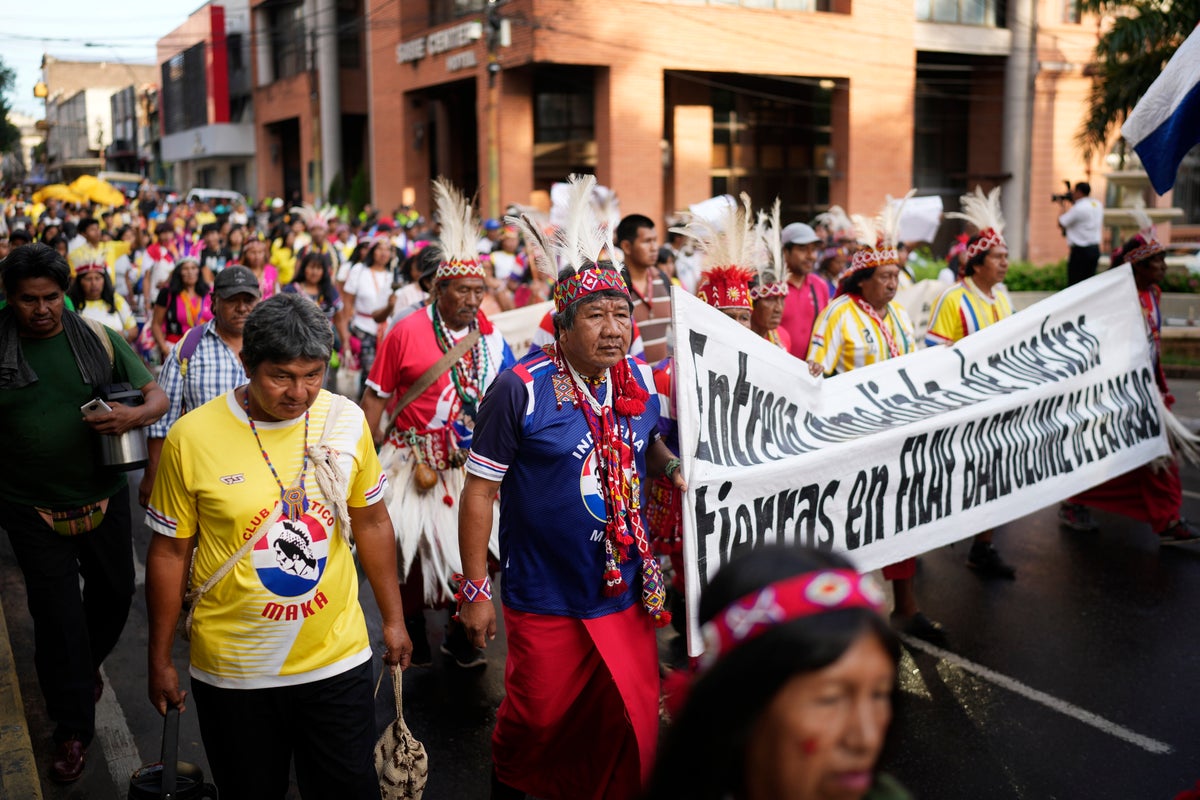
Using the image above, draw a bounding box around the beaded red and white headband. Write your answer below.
[699,568,885,669]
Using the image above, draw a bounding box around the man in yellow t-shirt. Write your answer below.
[146,293,411,799]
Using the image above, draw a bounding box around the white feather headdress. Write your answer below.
[672,193,758,309]
[813,205,854,240]
[751,199,789,300]
[945,185,1006,259]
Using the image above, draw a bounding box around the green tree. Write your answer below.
[0,57,21,154]
[1076,0,1200,163]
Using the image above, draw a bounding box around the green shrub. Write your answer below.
[1003,259,1067,291]
[1159,268,1200,293]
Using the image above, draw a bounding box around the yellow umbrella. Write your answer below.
[69,175,127,206]
[32,184,87,205]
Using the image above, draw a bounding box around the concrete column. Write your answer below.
[316,0,341,202]
[253,8,272,88]
[672,105,713,213]
[1002,0,1037,260]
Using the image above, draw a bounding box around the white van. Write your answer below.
[185,188,247,208]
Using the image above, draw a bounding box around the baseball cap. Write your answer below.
[213,265,263,299]
[484,218,501,231]
[781,222,820,246]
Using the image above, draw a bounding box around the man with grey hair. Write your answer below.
[146,293,411,799]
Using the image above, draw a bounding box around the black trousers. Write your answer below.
[0,484,135,744]
[1067,244,1101,286]
[192,659,381,800]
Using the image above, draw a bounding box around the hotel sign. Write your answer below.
[396,21,483,65]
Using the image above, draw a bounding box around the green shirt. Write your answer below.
[0,325,152,508]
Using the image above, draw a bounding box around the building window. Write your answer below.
[1176,146,1200,224]
[658,0,829,8]
[430,0,484,25]
[268,2,307,81]
[915,0,1003,26]
[161,43,208,135]
[533,66,597,190]
[1062,0,1079,22]
[338,0,363,68]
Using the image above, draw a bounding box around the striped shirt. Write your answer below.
[807,295,916,375]
[147,321,249,439]
[630,267,672,363]
[924,278,1013,346]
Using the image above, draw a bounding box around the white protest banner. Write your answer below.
[671,266,1171,655]
[490,301,553,359]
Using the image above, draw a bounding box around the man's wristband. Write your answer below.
[453,573,493,604]
[664,457,682,480]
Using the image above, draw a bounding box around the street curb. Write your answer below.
[0,592,42,800]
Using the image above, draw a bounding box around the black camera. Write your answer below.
[1051,180,1074,203]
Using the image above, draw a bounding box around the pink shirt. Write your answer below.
[779,274,830,359]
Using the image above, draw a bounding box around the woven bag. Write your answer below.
[375,668,428,800]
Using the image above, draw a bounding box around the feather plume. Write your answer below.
[813,205,853,239]
[507,211,558,281]
[554,174,599,271]
[1164,407,1200,466]
[878,189,916,249]
[1128,196,1155,236]
[851,213,879,248]
[945,185,1005,235]
[673,193,757,270]
[431,176,479,264]
[758,198,784,283]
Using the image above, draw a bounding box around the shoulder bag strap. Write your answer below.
[182,499,284,640]
[380,328,481,438]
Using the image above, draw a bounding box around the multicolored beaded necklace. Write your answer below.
[544,343,671,628]
[431,305,489,414]
[850,295,904,358]
[242,390,310,521]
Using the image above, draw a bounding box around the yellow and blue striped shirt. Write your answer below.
[808,295,916,375]
[924,278,1013,346]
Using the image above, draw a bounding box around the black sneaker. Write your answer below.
[967,543,1016,579]
[892,612,948,646]
[406,615,432,667]
[1159,519,1200,546]
[1058,503,1098,532]
[441,620,488,669]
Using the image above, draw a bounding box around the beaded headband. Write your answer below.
[965,228,1006,261]
[843,246,901,279]
[699,569,886,670]
[432,177,488,282]
[552,265,629,313]
[749,281,788,300]
[1123,235,1165,266]
[74,261,107,275]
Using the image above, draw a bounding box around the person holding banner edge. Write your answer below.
[1059,219,1200,544]
[926,186,1018,580]
[807,197,946,644]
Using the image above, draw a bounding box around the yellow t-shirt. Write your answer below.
[808,295,916,375]
[924,278,1013,346]
[147,389,390,689]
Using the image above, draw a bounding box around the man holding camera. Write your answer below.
[1058,182,1105,286]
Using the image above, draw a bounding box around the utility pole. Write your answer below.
[485,0,502,220]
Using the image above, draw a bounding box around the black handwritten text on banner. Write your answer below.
[670,267,1170,655]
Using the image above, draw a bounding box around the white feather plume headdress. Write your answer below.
[672,193,757,310]
[431,176,487,280]
[945,185,1006,260]
[845,190,915,277]
[509,173,628,313]
[813,205,854,240]
[751,198,788,300]
[288,203,339,230]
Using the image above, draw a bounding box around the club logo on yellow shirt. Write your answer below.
[252,514,329,597]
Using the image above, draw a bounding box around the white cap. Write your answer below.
[271,198,284,209]
[781,222,820,246]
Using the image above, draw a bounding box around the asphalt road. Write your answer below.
[4,382,1200,799]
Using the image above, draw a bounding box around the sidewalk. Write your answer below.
[0,591,42,800]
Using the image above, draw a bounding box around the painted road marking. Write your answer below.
[900,634,1173,755]
[95,666,143,790]
[1183,490,1200,501]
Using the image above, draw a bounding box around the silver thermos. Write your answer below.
[99,384,149,471]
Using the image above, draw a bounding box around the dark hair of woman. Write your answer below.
[67,270,118,313]
[1112,234,1155,269]
[644,545,900,800]
[293,251,335,302]
[167,259,211,297]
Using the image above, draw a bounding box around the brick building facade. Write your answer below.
[258,0,1111,262]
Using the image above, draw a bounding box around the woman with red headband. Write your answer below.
[645,544,907,800]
